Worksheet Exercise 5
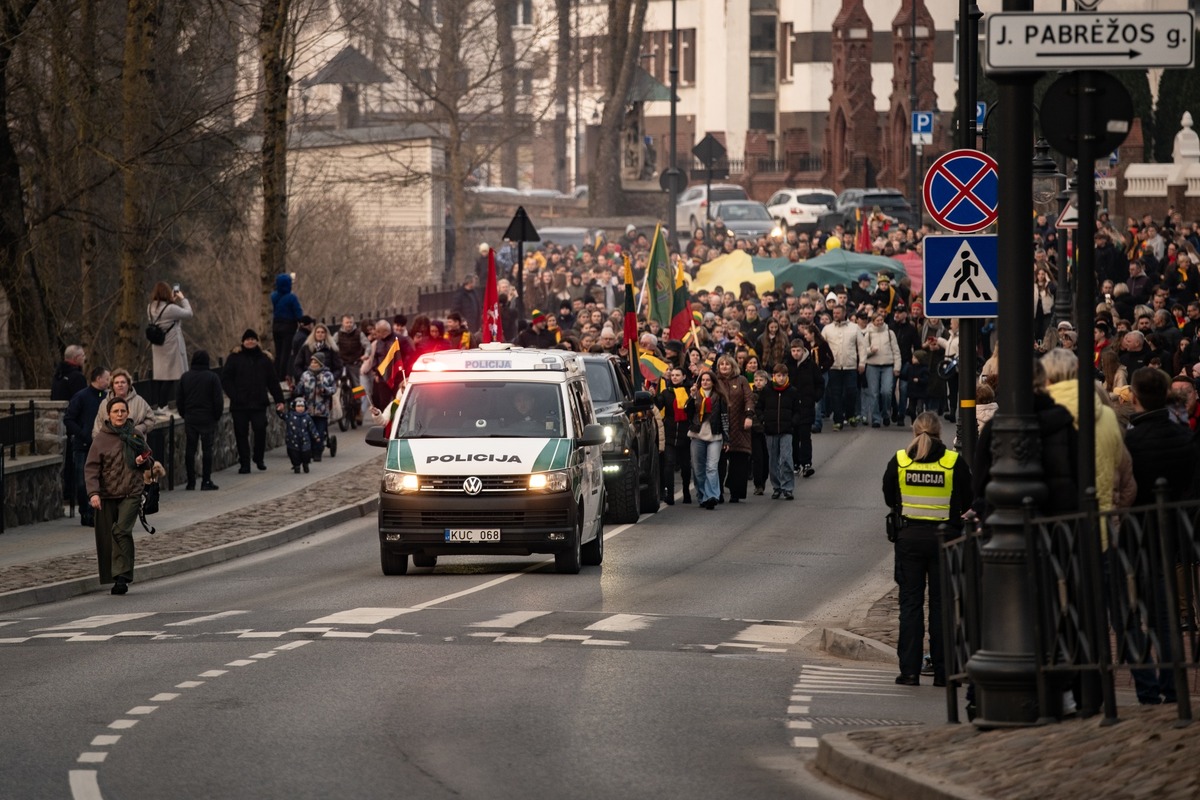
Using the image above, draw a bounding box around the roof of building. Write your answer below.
[301,45,390,87]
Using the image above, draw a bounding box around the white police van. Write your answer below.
[365,343,607,575]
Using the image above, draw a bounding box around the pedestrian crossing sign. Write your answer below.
[922,235,999,319]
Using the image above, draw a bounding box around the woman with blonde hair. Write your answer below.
[881,411,972,686]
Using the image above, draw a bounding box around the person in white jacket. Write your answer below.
[821,304,865,430]
[863,310,902,427]
[936,319,961,423]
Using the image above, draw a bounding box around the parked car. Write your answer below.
[676,183,749,233]
[766,188,837,233]
[709,200,778,242]
[818,188,919,231]
[582,353,659,524]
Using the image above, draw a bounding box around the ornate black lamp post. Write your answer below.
[964,0,1048,728]
[1031,138,1069,324]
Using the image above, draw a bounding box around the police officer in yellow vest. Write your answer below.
[881,411,972,687]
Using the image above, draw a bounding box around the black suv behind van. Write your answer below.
[581,354,660,523]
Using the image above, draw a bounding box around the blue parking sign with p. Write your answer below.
[975,102,986,128]
[912,112,933,135]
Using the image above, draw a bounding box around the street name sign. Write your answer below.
[986,11,1195,71]
[923,235,999,319]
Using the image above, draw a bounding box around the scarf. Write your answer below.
[107,419,149,469]
[772,378,790,391]
[672,387,689,422]
[697,388,713,421]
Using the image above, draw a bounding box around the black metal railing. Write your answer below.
[942,480,1200,726]
[0,400,38,533]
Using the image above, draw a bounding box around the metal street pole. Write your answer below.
[956,0,978,466]
[909,7,919,207]
[667,0,679,252]
[1054,169,1074,324]
[965,0,1047,728]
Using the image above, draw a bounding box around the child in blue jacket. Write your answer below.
[278,397,320,473]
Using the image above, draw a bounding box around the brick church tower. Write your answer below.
[822,0,880,191]
[879,0,939,191]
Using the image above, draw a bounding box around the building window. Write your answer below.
[779,22,794,82]
[681,29,696,85]
[750,15,777,51]
[750,0,776,9]
[518,68,533,96]
[749,57,776,94]
[509,0,533,26]
[750,98,776,132]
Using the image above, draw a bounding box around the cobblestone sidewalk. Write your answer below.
[841,702,1200,800]
[0,454,384,595]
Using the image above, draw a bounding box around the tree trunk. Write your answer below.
[554,0,571,194]
[76,0,99,350]
[116,0,158,371]
[589,0,647,217]
[0,1,56,387]
[497,0,518,188]
[259,0,292,334]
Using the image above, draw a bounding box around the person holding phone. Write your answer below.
[147,281,192,409]
[85,397,154,595]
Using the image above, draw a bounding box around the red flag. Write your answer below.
[481,249,504,343]
[856,208,872,254]
[668,258,692,341]
[622,254,637,348]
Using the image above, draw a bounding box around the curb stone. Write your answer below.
[820,627,898,664]
[0,495,379,614]
[816,732,991,800]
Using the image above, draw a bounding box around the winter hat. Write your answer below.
[242,329,259,342]
[292,397,307,410]
[310,352,327,367]
[857,273,871,282]
[191,350,211,369]
[531,309,546,324]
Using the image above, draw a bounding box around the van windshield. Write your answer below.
[396,382,565,438]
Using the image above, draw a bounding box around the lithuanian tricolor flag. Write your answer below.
[668,258,692,341]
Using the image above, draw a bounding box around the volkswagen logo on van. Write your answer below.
[463,476,483,495]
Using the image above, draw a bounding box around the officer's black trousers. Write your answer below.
[895,531,943,680]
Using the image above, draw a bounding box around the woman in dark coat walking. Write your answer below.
[85,397,154,595]
[715,354,755,502]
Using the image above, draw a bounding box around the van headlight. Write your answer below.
[528,471,569,492]
[384,472,420,494]
[601,424,617,452]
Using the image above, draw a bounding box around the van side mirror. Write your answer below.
[578,423,606,447]
[365,426,389,448]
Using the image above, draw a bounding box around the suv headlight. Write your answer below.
[528,471,569,492]
[383,472,420,494]
[601,424,617,452]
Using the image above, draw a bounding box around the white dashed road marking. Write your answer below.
[165,611,249,627]
[469,611,551,629]
[307,608,412,625]
[585,614,653,633]
[36,614,155,631]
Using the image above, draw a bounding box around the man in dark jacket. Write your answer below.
[64,367,110,525]
[1125,366,1198,705]
[270,274,304,381]
[783,339,823,478]
[515,311,558,349]
[655,366,693,504]
[757,363,802,499]
[221,330,286,473]
[178,350,225,490]
[51,345,88,401]
[450,274,483,334]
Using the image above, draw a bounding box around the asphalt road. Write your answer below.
[1,426,949,799]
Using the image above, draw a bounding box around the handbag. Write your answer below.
[145,304,174,346]
[330,383,344,423]
[138,483,159,534]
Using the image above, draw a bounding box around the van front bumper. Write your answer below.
[377,491,580,557]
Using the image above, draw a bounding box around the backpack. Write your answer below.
[145,304,172,345]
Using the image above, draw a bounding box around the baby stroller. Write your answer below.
[336,367,362,432]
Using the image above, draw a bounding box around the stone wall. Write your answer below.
[0,402,290,529]
[0,390,64,456]
[2,453,63,528]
